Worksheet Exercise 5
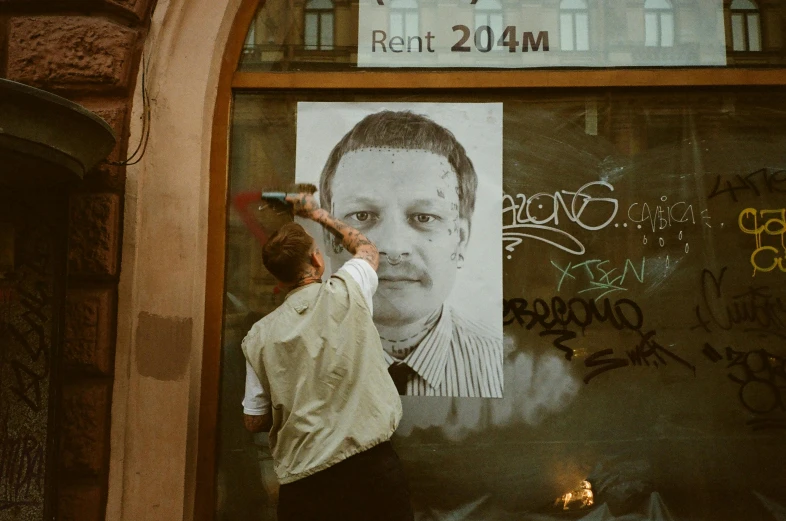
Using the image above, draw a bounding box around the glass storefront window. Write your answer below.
[203,1,786,520]
[215,87,786,520]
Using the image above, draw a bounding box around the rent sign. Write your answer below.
[358,0,726,68]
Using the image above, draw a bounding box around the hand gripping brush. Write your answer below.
[260,183,318,213]
[230,183,319,247]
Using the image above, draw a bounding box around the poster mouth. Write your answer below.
[379,278,420,289]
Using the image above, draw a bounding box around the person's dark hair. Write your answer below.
[319,110,478,223]
[262,222,314,284]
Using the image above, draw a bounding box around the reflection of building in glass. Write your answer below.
[389,0,419,42]
[730,0,761,52]
[237,0,786,69]
[559,0,589,51]
[304,0,335,50]
[644,0,675,48]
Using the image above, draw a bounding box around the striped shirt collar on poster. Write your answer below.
[382,305,503,397]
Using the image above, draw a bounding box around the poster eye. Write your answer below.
[352,211,373,222]
[413,214,437,224]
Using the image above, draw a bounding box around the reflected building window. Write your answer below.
[730,0,762,52]
[560,0,590,51]
[304,0,335,50]
[644,0,675,48]
[390,0,419,41]
[474,0,504,52]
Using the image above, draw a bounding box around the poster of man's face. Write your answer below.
[296,102,503,398]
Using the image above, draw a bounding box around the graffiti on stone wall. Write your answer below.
[0,213,52,517]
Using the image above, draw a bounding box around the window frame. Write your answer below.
[474,0,505,53]
[559,0,590,52]
[644,0,675,48]
[729,0,762,53]
[303,0,336,51]
[194,1,786,520]
[389,0,420,42]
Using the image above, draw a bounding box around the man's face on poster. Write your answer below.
[328,148,469,328]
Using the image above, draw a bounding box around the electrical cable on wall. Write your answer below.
[107,54,151,167]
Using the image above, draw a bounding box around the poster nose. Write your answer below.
[374,217,413,259]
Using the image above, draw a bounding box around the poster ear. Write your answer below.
[457,217,470,253]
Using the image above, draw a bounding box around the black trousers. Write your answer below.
[277,441,414,521]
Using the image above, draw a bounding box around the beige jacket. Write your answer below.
[242,269,402,484]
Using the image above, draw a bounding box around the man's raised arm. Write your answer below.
[286,193,379,271]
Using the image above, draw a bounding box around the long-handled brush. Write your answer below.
[260,183,318,213]
[231,183,319,246]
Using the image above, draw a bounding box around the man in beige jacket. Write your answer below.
[241,191,413,521]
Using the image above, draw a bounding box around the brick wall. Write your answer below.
[1,3,156,520]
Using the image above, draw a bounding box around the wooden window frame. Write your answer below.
[195,0,786,519]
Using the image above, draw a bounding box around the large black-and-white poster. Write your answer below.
[295,102,503,397]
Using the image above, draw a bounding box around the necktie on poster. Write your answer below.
[358,0,727,68]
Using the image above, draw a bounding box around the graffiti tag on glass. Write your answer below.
[738,208,786,276]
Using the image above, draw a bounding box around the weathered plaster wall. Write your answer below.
[1,2,155,519]
[107,0,242,520]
